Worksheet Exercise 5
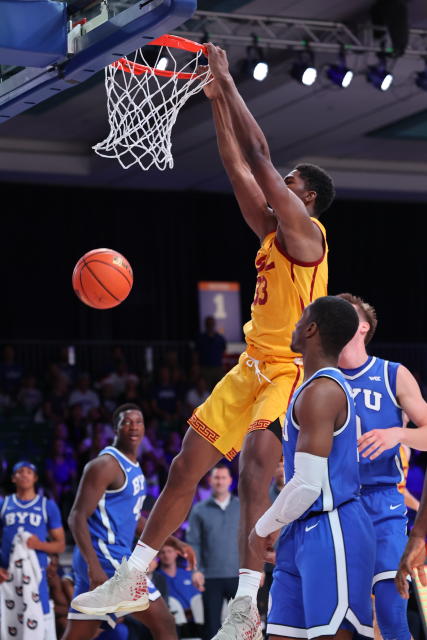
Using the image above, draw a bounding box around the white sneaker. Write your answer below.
[211,596,262,640]
[71,558,149,615]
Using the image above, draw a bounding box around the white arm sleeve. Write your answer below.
[255,451,328,537]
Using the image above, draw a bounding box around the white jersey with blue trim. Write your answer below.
[283,367,360,517]
[340,356,403,487]
[88,446,146,560]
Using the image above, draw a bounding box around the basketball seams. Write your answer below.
[84,259,133,288]
[82,259,120,302]
[78,267,97,308]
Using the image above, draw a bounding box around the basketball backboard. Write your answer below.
[0,0,197,120]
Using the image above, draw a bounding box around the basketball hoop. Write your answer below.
[93,35,212,171]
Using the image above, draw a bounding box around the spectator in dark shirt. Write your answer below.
[0,345,23,395]
[151,367,181,424]
[195,317,226,389]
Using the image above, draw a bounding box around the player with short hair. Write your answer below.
[249,296,376,639]
[337,293,427,640]
[71,44,334,639]
[0,460,65,633]
[64,403,191,640]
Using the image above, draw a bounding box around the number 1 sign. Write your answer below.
[198,281,242,342]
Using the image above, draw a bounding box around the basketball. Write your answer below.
[72,248,133,309]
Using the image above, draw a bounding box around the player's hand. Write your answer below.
[395,535,426,598]
[358,427,403,460]
[203,43,231,84]
[248,528,277,564]
[192,570,205,592]
[197,65,220,100]
[0,567,9,583]
[26,535,43,550]
[88,564,109,590]
[167,537,197,571]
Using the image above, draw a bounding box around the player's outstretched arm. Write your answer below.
[249,379,344,560]
[205,43,322,262]
[396,468,427,597]
[358,366,427,460]
[68,456,119,588]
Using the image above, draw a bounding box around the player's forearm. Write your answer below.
[211,96,248,178]
[219,75,270,165]
[68,511,101,568]
[36,539,65,553]
[400,425,427,450]
[255,452,327,537]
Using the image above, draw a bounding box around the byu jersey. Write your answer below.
[283,367,360,517]
[340,357,404,487]
[0,494,62,569]
[87,446,146,561]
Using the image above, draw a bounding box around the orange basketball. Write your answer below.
[72,248,133,309]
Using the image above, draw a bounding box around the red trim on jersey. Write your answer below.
[309,265,319,302]
[273,220,325,267]
[290,263,305,313]
[287,365,302,408]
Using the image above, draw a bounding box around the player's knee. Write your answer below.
[375,579,410,640]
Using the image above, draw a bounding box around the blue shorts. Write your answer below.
[68,547,160,628]
[38,568,50,615]
[267,500,375,639]
[360,485,408,588]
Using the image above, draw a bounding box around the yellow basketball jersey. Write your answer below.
[244,219,328,361]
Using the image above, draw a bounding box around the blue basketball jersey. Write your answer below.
[87,446,146,562]
[0,494,62,570]
[283,367,360,516]
[340,357,404,487]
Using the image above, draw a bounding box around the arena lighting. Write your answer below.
[290,60,317,86]
[326,50,353,88]
[155,56,169,71]
[366,57,393,91]
[290,46,317,86]
[243,38,269,81]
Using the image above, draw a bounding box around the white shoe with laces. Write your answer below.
[71,557,149,615]
[211,596,262,640]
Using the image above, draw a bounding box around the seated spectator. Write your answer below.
[16,374,43,414]
[195,317,226,389]
[120,377,143,406]
[68,373,100,417]
[54,346,78,386]
[141,458,163,499]
[66,402,88,445]
[99,381,118,418]
[164,431,182,466]
[101,361,139,399]
[0,344,23,395]
[185,376,210,415]
[151,366,181,424]
[45,438,78,508]
[47,376,69,421]
[157,543,203,628]
[78,421,115,473]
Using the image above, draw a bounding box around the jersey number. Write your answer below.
[133,495,146,521]
[254,276,268,305]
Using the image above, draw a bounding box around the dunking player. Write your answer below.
[250,296,375,639]
[72,44,334,638]
[337,293,427,640]
[64,404,190,640]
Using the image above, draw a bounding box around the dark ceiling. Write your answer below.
[0,0,427,201]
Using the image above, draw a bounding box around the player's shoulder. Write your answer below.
[299,375,347,407]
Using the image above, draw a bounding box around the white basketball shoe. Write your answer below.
[211,596,262,640]
[71,558,149,615]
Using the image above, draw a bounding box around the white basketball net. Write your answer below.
[93,40,212,171]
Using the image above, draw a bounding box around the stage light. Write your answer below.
[243,39,269,82]
[366,58,393,91]
[156,56,169,71]
[291,61,317,86]
[326,63,354,88]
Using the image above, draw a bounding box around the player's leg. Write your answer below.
[132,594,177,640]
[136,427,222,551]
[61,619,102,639]
[237,424,282,578]
[374,580,410,640]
